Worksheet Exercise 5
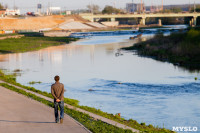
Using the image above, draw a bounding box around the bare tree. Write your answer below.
[87,4,100,14]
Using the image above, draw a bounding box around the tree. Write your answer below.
[160,9,172,13]
[160,8,182,13]
[190,5,200,12]
[0,3,4,9]
[171,7,182,13]
[102,6,121,14]
[87,4,100,14]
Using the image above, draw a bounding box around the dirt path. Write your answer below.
[0,85,90,133]
[0,35,24,40]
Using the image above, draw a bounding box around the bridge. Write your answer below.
[80,13,200,26]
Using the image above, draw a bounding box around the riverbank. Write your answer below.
[0,83,89,133]
[0,32,78,54]
[123,27,200,71]
[0,69,174,133]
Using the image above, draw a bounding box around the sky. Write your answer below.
[0,0,199,13]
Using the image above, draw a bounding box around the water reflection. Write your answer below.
[0,31,199,131]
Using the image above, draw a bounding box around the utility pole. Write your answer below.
[141,0,143,13]
[48,2,50,15]
[90,0,93,14]
[189,0,191,12]
[113,1,116,8]
[132,0,134,13]
[162,0,164,11]
[194,1,196,12]
[13,0,15,10]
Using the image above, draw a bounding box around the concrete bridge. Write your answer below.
[80,13,200,26]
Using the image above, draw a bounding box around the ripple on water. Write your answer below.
[69,78,200,130]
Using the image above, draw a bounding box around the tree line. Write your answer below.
[0,4,4,9]
[87,4,200,14]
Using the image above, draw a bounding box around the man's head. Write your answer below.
[54,75,60,82]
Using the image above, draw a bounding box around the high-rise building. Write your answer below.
[126,3,137,13]
[126,3,145,13]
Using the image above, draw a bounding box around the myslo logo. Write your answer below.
[172,127,198,132]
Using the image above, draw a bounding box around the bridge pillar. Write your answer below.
[94,18,100,22]
[158,19,162,26]
[189,20,192,26]
[111,17,116,22]
[191,18,194,26]
[193,17,197,26]
[89,18,94,22]
[140,17,146,25]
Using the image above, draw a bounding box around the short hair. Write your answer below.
[54,75,60,81]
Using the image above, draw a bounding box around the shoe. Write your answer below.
[60,118,63,124]
[55,119,59,123]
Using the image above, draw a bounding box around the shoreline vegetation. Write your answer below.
[0,32,78,54]
[0,31,174,132]
[0,26,167,54]
[0,83,132,133]
[123,27,200,71]
[0,70,174,133]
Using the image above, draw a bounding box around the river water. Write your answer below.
[0,27,200,131]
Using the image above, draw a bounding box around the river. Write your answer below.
[0,26,200,132]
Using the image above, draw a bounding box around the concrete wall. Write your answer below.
[44,31,72,37]
[101,21,119,27]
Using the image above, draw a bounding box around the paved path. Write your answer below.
[0,85,90,133]
[0,80,139,133]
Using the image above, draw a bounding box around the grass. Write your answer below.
[123,27,200,71]
[0,33,19,37]
[28,81,42,85]
[0,83,133,133]
[0,32,78,53]
[0,69,174,133]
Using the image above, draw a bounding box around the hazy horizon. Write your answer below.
[0,0,199,13]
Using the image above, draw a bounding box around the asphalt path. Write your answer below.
[0,85,89,133]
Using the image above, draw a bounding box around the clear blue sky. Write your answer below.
[0,0,198,13]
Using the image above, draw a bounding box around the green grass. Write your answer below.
[0,33,19,37]
[0,70,174,133]
[0,33,78,53]
[0,83,132,133]
[123,28,200,71]
[28,81,42,85]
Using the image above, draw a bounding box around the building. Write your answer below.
[126,3,145,13]
[66,11,71,15]
[5,9,20,16]
[126,3,138,13]
[48,7,61,15]
[0,9,6,17]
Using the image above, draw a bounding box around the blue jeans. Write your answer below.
[54,101,64,122]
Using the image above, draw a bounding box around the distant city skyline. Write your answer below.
[0,0,199,13]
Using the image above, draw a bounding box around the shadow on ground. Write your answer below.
[0,120,55,124]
